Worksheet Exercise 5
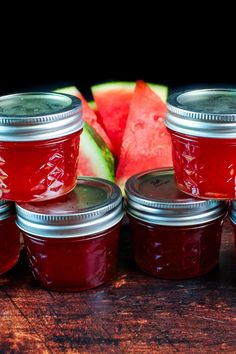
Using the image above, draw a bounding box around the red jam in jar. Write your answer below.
[166,89,236,199]
[16,177,124,291]
[0,200,20,275]
[0,92,83,202]
[125,168,226,279]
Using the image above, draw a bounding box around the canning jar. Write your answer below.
[125,168,226,279]
[166,89,236,199]
[0,92,83,202]
[16,177,124,291]
[0,200,20,275]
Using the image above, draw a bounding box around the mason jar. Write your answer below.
[16,177,124,292]
[166,88,236,199]
[125,168,227,279]
[0,92,83,202]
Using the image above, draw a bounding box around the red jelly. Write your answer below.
[166,89,236,199]
[125,168,226,279]
[0,201,20,275]
[0,92,83,202]
[16,177,123,291]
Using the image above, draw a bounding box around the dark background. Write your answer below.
[0,15,234,98]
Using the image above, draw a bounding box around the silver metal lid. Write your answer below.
[16,177,124,238]
[125,168,226,226]
[0,200,14,221]
[0,92,83,141]
[166,89,236,138]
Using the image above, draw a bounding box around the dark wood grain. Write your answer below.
[1,220,236,353]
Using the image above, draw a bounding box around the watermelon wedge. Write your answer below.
[116,81,173,191]
[78,123,115,181]
[55,86,115,180]
[92,82,168,157]
[55,86,114,154]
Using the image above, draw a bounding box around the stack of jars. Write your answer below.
[126,88,236,279]
[2,89,236,291]
[0,92,124,291]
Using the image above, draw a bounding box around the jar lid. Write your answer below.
[166,88,236,138]
[0,200,14,220]
[0,92,83,141]
[16,177,124,238]
[125,168,226,226]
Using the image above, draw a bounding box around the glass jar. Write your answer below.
[0,92,83,202]
[125,168,226,279]
[16,177,124,291]
[166,89,236,199]
[0,200,20,275]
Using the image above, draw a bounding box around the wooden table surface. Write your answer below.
[1,220,236,354]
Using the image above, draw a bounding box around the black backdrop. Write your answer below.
[0,22,235,98]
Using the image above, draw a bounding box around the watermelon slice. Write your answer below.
[116,81,173,191]
[78,123,115,181]
[55,87,115,180]
[55,86,115,154]
[92,82,168,157]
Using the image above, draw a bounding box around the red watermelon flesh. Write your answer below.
[78,94,115,154]
[78,153,94,176]
[55,86,115,155]
[93,89,133,157]
[116,81,173,190]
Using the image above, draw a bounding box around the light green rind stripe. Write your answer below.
[92,82,136,92]
[80,123,115,182]
[55,87,98,110]
[88,101,97,110]
[55,87,114,180]
[91,82,168,102]
[55,86,79,96]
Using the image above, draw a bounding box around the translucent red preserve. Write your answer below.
[0,202,20,275]
[0,132,81,201]
[169,131,236,199]
[23,226,120,291]
[166,88,236,199]
[129,216,223,279]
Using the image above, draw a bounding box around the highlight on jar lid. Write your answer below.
[0,92,83,141]
[0,200,15,220]
[15,177,124,238]
[166,88,236,138]
[125,168,227,226]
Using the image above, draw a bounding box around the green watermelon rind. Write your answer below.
[55,87,114,181]
[88,101,97,110]
[80,123,115,182]
[55,86,80,96]
[91,82,168,102]
[55,86,98,110]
